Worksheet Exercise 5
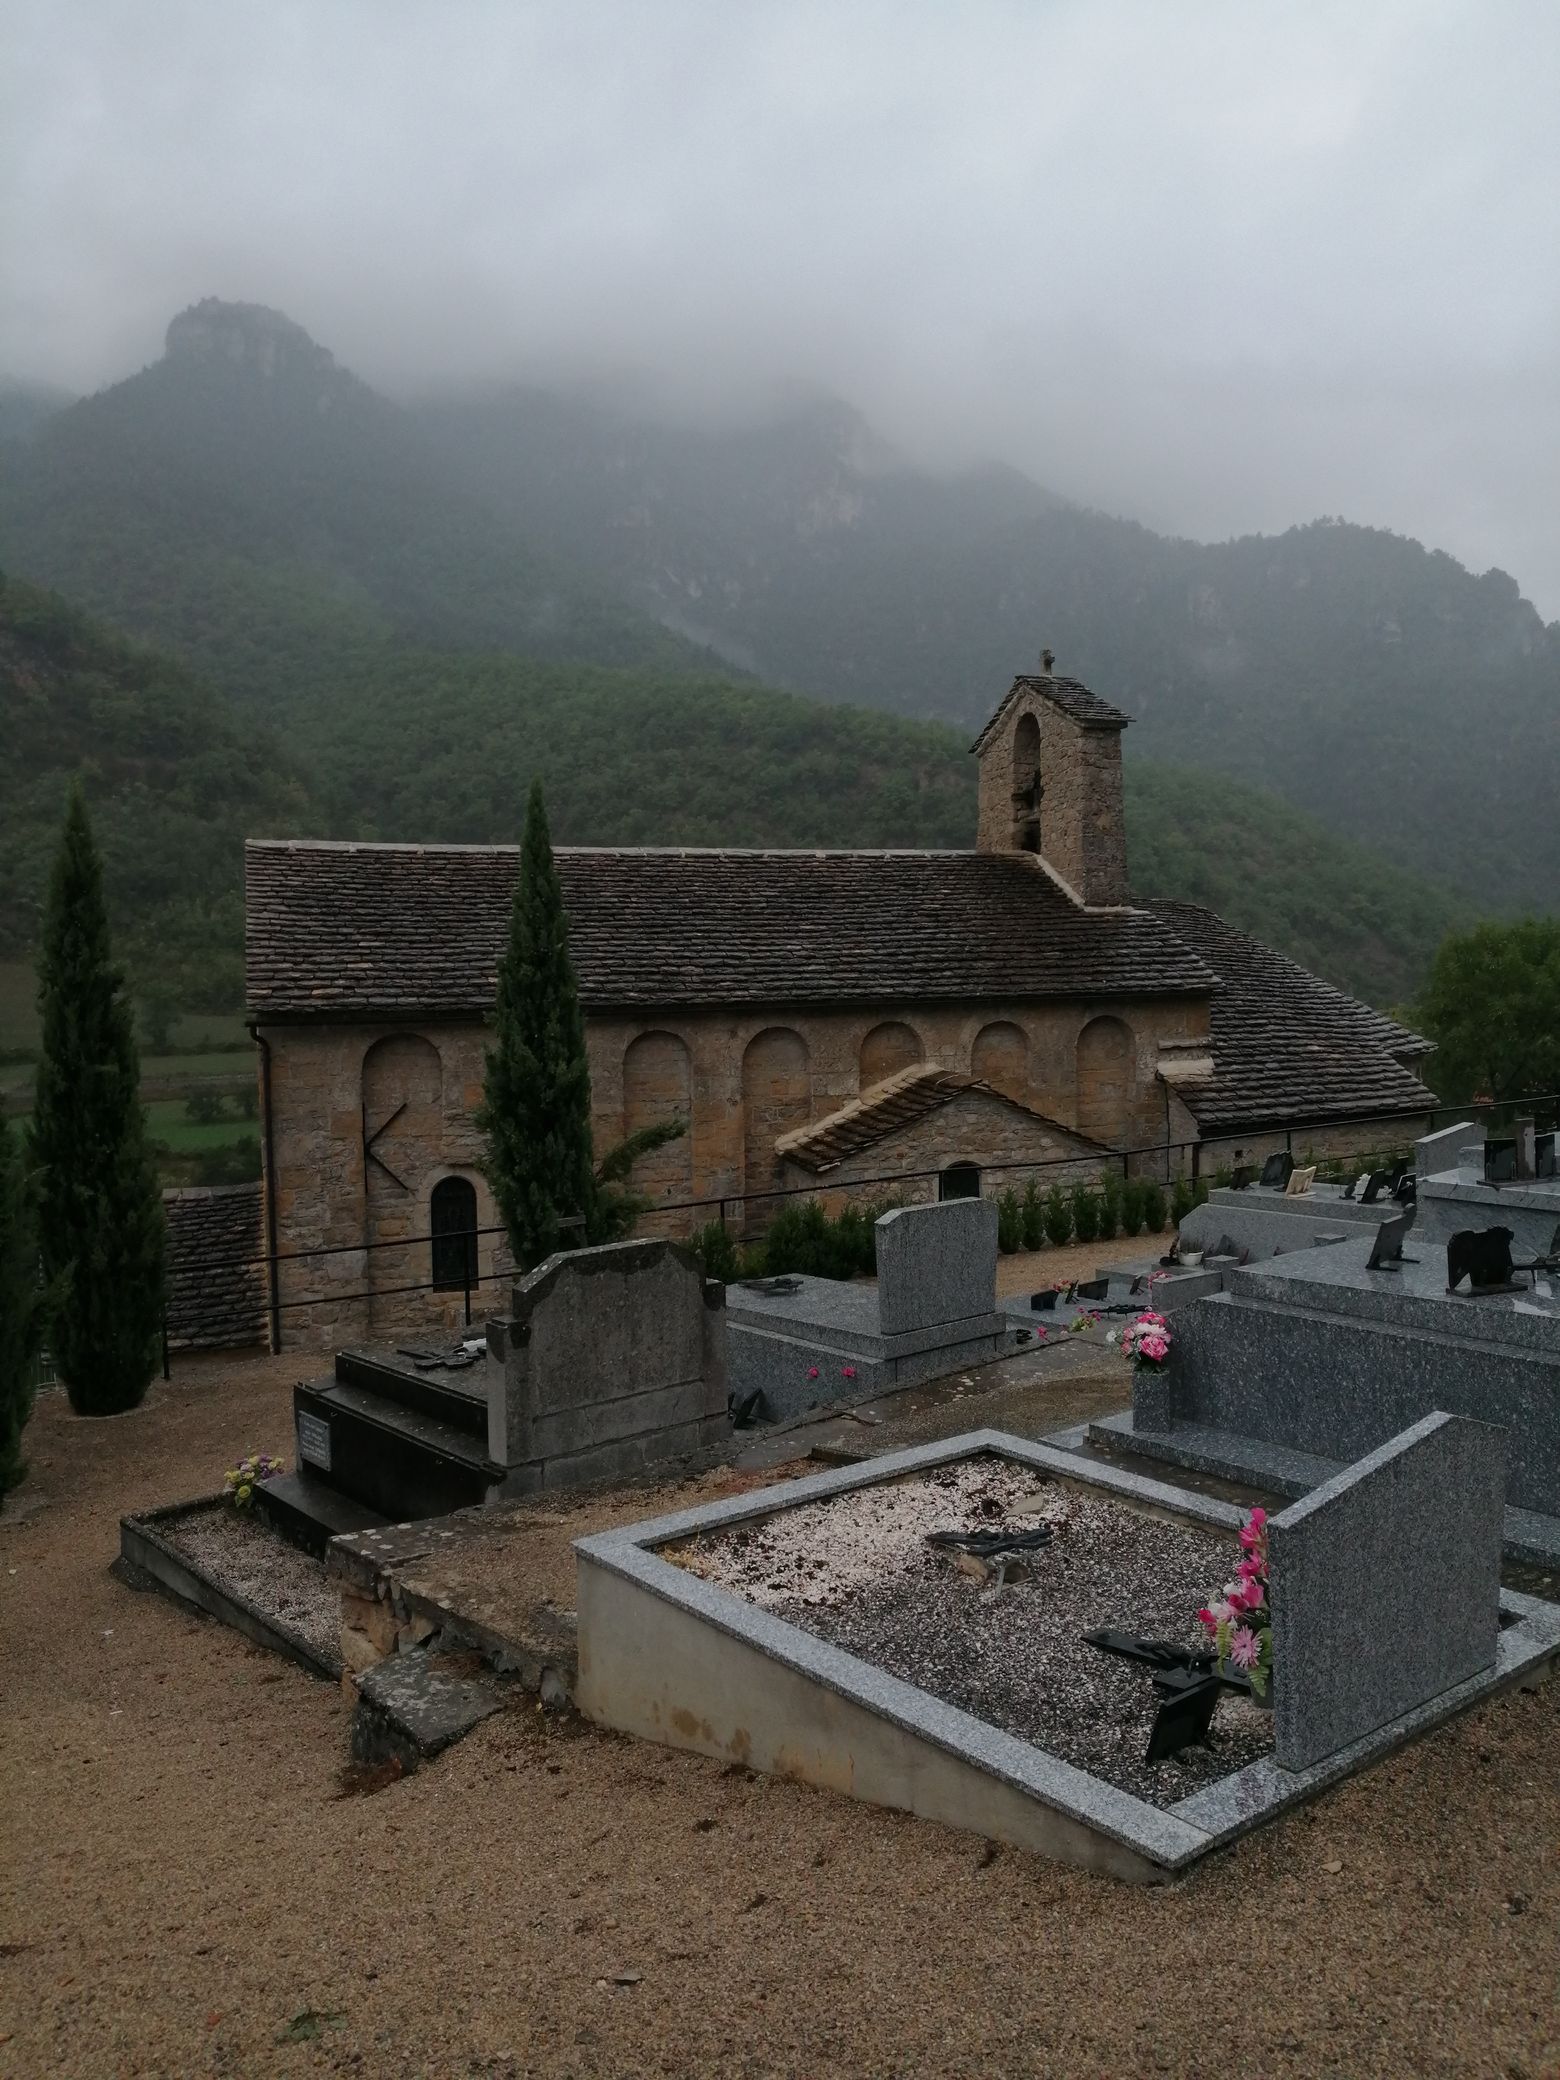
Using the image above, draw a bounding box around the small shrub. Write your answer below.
[690,1220,739,1283]
[996,1188,1022,1254]
[184,1088,227,1125]
[1096,1172,1121,1240]
[1192,1175,1211,1208]
[1020,1179,1045,1251]
[1042,1184,1073,1248]
[1213,1163,1234,1189]
[1120,1177,1147,1236]
[761,1200,833,1277]
[1070,1184,1100,1244]
[1170,1176,1194,1224]
[1142,1181,1168,1233]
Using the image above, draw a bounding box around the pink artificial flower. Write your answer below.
[807,1367,820,1380]
[1235,1556,1260,1581]
[841,1365,857,1380]
[1228,1626,1262,1671]
[1239,1579,1267,1612]
[1205,1599,1234,1626]
[1196,1606,1218,1628]
[1247,1508,1268,1530]
[1138,1334,1169,1362]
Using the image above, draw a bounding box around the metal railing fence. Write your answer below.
[150,1086,1560,1363]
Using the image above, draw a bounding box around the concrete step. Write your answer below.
[295,1376,506,1524]
[335,1345,489,1441]
[254,1468,390,1560]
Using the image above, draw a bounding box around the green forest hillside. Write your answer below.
[1,571,1470,1024]
[0,572,310,1011]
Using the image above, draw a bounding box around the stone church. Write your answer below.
[245,664,1436,1344]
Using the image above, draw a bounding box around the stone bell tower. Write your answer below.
[971,651,1131,907]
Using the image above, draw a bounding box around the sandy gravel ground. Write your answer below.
[4,1349,1560,2078]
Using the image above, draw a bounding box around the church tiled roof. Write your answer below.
[244,841,1215,1017]
[1147,902,1435,1132]
[775,1065,1107,1174]
[969,673,1131,752]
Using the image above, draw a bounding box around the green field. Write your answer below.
[0,956,249,1061]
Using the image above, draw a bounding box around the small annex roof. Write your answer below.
[244,840,1214,1020]
[774,1064,1111,1175]
[1147,901,1436,1132]
[969,671,1131,755]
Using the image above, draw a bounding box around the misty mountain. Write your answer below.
[0,299,712,705]
[0,375,77,443]
[421,383,1560,914]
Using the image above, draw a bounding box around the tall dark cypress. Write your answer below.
[478,780,596,1271]
[31,787,166,1415]
[0,1111,45,1499]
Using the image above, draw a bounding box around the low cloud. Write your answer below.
[4,0,1557,611]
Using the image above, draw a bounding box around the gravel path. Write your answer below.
[3,1348,1559,2077]
[680,1458,1272,1803]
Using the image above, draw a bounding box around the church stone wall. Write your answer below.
[259,990,1206,1347]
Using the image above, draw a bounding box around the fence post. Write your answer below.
[161,1309,170,1382]
[462,1248,472,1328]
[1190,1140,1201,1186]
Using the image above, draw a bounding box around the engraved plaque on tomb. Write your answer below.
[296,1410,332,1472]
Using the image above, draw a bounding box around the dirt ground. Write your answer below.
[4,1348,1560,2079]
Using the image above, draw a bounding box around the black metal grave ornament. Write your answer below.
[1083,1630,1248,1763]
[1485,1139,1519,1185]
[1447,1226,1519,1293]
[1366,1212,1417,1271]
[1259,1152,1295,1191]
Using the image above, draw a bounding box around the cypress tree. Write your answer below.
[0,1112,45,1500]
[31,787,166,1415]
[478,780,597,1271]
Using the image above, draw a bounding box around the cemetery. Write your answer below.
[107,1173,1560,1880]
[1088,1125,1560,1567]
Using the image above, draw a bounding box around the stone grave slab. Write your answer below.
[487,1238,728,1490]
[875,1197,998,1336]
[1269,1412,1504,1771]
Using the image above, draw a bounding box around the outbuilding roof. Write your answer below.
[774,1064,1108,1174]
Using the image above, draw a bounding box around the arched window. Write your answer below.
[859,1020,923,1089]
[940,1162,982,1202]
[1076,1015,1136,1145]
[430,1175,479,1293]
[1011,711,1042,852]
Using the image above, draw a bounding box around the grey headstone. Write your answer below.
[874,1198,998,1336]
[1269,1412,1504,1771]
[1415,1120,1483,1178]
[486,1239,727,1479]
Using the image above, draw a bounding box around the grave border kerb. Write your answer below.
[574,1429,1560,1875]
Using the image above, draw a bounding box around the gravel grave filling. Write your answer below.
[668,1455,1273,1807]
[164,1501,340,1661]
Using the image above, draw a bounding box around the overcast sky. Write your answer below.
[4,0,1558,615]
